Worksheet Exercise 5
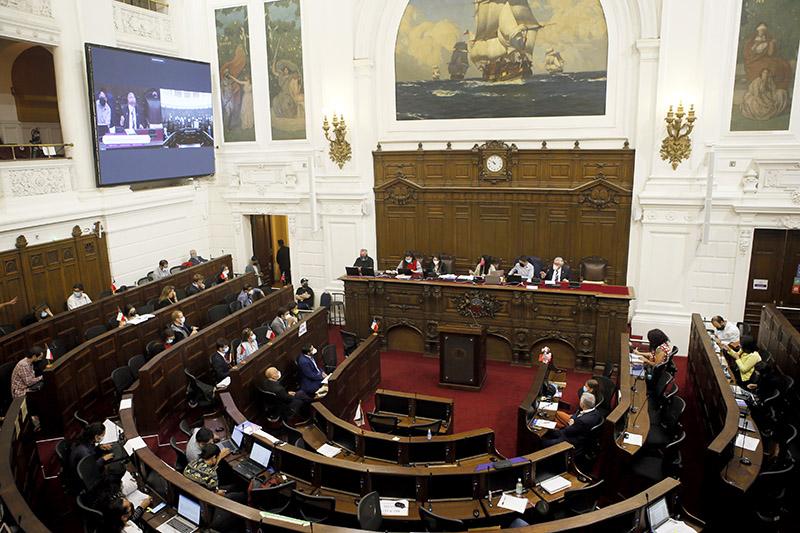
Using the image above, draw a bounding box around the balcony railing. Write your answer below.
[0,143,72,161]
[115,0,168,15]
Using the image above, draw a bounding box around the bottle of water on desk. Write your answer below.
[427,429,432,440]
[516,478,523,496]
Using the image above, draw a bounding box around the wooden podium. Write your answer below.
[438,325,487,391]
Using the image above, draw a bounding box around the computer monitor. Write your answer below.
[415,400,449,421]
[364,437,399,462]
[534,451,568,483]
[428,473,474,501]
[177,494,201,525]
[320,463,361,495]
[361,267,375,276]
[409,441,447,464]
[345,266,360,276]
[506,274,523,284]
[455,435,488,461]
[646,497,670,530]
[231,426,244,448]
[371,473,416,499]
[332,424,356,452]
[488,463,525,492]
[278,451,312,483]
[250,443,272,468]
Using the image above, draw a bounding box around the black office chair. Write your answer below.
[253,326,269,345]
[50,337,66,359]
[645,396,685,448]
[408,419,442,437]
[577,417,605,469]
[128,354,146,379]
[357,491,383,531]
[649,384,679,426]
[137,304,154,315]
[593,376,616,416]
[737,322,751,337]
[98,290,113,299]
[366,412,400,435]
[145,340,163,360]
[75,492,104,533]
[340,330,359,357]
[281,420,303,445]
[111,366,135,398]
[559,478,605,518]
[76,454,101,492]
[147,297,159,307]
[258,386,281,423]
[185,369,215,410]
[137,277,150,286]
[230,338,242,360]
[84,324,107,340]
[203,277,217,288]
[170,437,189,471]
[224,293,238,305]
[179,419,200,438]
[603,362,615,379]
[175,288,187,299]
[760,349,772,365]
[229,300,243,314]
[751,456,795,523]
[630,431,686,483]
[418,506,465,532]
[208,304,230,323]
[251,479,296,514]
[74,409,90,429]
[170,266,183,274]
[321,344,338,374]
[20,313,36,327]
[55,438,74,493]
[292,489,335,523]
[666,345,679,376]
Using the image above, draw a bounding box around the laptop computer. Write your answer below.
[360,267,375,276]
[231,442,272,480]
[345,266,360,276]
[484,271,504,285]
[506,274,523,284]
[156,494,201,533]
[217,425,244,453]
[647,497,695,533]
[397,268,413,275]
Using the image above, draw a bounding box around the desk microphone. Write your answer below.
[737,409,752,465]
[630,392,648,429]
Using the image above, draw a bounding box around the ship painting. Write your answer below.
[545,48,565,74]
[468,0,543,82]
[431,65,441,80]
[448,41,469,80]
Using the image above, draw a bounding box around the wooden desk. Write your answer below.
[321,334,382,421]
[374,389,454,434]
[516,361,566,456]
[758,304,800,420]
[341,275,634,370]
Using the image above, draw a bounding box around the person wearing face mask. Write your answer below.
[397,251,423,275]
[34,303,54,322]
[353,249,374,272]
[187,249,208,265]
[104,494,152,533]
[244,255,266,286]
[297,343,326,395]
[169,310,198,341]
[152,259,170,280]
[541,257,571,282]
[11,346,45,398]
[116,304,138,328]
[426,253,449,276]
[185,274,206,296]
[287,302,301,324]
[262,366,309,419]
[210,338,233,384]
[469,255,496,277]
[69,422,115,478]
[237,284,263,309]
[156,285,178,310]
[96,90,113,136]
[508,256,536,281]
[552,379,599,428]
[270,306,292,336]
[67,283,92,310]
[216,266,231,284]
[237,328,259,362]
[295,278,315,310]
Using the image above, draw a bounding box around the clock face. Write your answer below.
[486,154,504,173]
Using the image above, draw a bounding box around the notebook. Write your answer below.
[539,475,571,494]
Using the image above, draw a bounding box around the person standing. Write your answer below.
[244,256,266,286]
[276,240,291,284]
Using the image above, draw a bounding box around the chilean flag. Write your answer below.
[116,309,126,324]
[280,272,286,283]
[111,279,117,292]
[220,270,228,280]
[266,328,276,340]
[371,318,379,332]
[45,345,53,362]
[238,344,245,360]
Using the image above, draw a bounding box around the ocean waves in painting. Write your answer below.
[396,71,607,120]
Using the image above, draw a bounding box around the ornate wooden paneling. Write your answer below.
[373,143,634,285]
[758,305,800,420]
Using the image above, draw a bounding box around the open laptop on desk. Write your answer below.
[397,268,414,276]
[217,424,244,453]
[156,494,200,533]
[232,442,272,480]
[647,496,695,533]
[506,274,523,285]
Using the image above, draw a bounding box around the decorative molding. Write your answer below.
[449,290,503,319]
[0,0,51,17]
[775,215,800,229]
[385,182,417,205]
[112,3,173,44]
[2,167,71,197]
[742,169,758,194]
[237,163,298,190]
[792,189,800,205]
[320,203,361,216]
[0,1,58,45]
[738,227,753,257]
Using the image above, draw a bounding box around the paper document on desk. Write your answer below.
[380,499,409,516]
[123,437,147,456]
[525,285,538,290]
[735,434,759,451]
[316,443,342,458]
[253,429,280,444]
[121,471,138,496]
[531,419,556,429]
[498,494,528,514]
[539,401,558,411]
[100,419,122,445]
[457,275,474,281]
[395,275,412,280]
[321,375,329,385]
[623,433,643,446]
[127,314,154,325]
[119,398,132,410]
[216,376,231,388]
[126,489,149,508]
[539,475,571,495]
[654,518,697,533]
[439,274,457,280]
[738,418,756,432]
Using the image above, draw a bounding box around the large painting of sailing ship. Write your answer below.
[395,0,608,120]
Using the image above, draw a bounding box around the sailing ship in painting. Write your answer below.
[448,41,469,80]
[545,48,565,74]
[431,65,441,80]
[468,0,543,82]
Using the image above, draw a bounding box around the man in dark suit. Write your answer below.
[297,343,326,396]
[210,338,233,385]
[262,367,310,419]
[119,92,149,129]
[541,257,571,282]
[276,239,290,284]
[169,310,197,341]
[185,274,205,297]
[542,393,602,456]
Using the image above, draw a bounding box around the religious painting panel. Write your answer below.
[215,5,256,142]
[265,0,307,140]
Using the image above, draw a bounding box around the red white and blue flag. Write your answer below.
[111,279,117,292]
[45,345,53,362]
[266,328,276,340]
[371,318,379,332]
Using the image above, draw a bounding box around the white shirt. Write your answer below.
[237,339,258,363]
[508,262,535,280]
[715,322,740,345]
[127,105,137,127]
[152,267,170,280]
[304,353,321,373]
[67,292,92,310]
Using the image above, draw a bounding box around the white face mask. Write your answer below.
[433,259,439,264]
[284,314,291,321]
[74,292,82,298]
[179,317,185,325]
[223,347,229,354]
[276,371,282,380]
[41,312,48,318]
[249,335,255,342]
[162,267,168,272]
[312,347,317,355]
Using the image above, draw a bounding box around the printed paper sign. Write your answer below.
[752,279,768,290]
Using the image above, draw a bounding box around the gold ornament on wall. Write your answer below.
[660,102,696,170]
[322,113,352,169]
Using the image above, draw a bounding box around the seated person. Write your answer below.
[116,304,138,327]
[508,256,536,281]
[11,346,45,398]
[237,328,258,363]
[186,427,230,463]
[541,257,571,282]
[104,494,152,533]
[34,303,54,321]
[185,274,205,296]
[216,265,231,284]
[69,423,115,477]
[67,283,92,310]
[469,255,496,276]
[553,379,599,429]
[210,338,233,384]
[711,315,740,348]
[263,366,310,419]
[354,249,374,271]
[297,343,326,395]
[152,259,170,280]
[426,253,448,276]
[156,285,178,310]
[183,444,244,499]
[187,249,208,265]
[237,284,263,308]
[396,251,423,274]
[747,361,780,395]
[288,302,301,323]
[295,278,315,310]
[542,393,602,456]
[169,310,198,341]
[632,328,671,365]
[154,329,176,356]
[270,306,292,336]
[726,335,761,386]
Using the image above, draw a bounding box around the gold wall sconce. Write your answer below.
[660,102,696,170]
[322,113,352,169]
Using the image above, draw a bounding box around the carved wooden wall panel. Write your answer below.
[373,144,634,285]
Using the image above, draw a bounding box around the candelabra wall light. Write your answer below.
[660,102,696,170]
[322,113,352,169]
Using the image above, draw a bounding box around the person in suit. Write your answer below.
[553,379,599,429]
[276,239,291,284]
[244,256,265,286]
[188,250,208,265]
[426,253,448,276]
[396,251,423,274]
[542,393,602,456]
[156,285,178,310]
[295,278,314,310]
[297,343,326,396]
[210,338,233,384]
[185,274,205,296]
[270,306,292,336]
[541,257,571,282]
[119,92,149,130]
[262,367,310,419]
[353,249,374,272]
[469,255,495,276]
[236,284,262,309]
[169,310,197,341]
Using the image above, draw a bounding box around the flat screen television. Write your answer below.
[85,43,215,186]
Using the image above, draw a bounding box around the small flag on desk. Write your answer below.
[220,270,227,280]
[280,271,286,283]
[45,345,53,362]
[354,400,364,426]
[111,279,117,292]
[116,309,126,324]
[238,344,245,361]
[266,328,276,340]
[371,318,379,332]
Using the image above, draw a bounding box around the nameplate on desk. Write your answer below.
[260,511,310,527]
[120,398,132,411]
[123,437,147,456]
[539,401,558,411]
[298,322,307,336]
[738,418,756,432]
[526,285,539,290]
[379,500,409,516]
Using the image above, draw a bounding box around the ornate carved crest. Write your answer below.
[386,182,417,205]
[578,185,620,210]
[450,290,503,319]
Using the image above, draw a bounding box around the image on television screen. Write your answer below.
[86,44,215,186]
